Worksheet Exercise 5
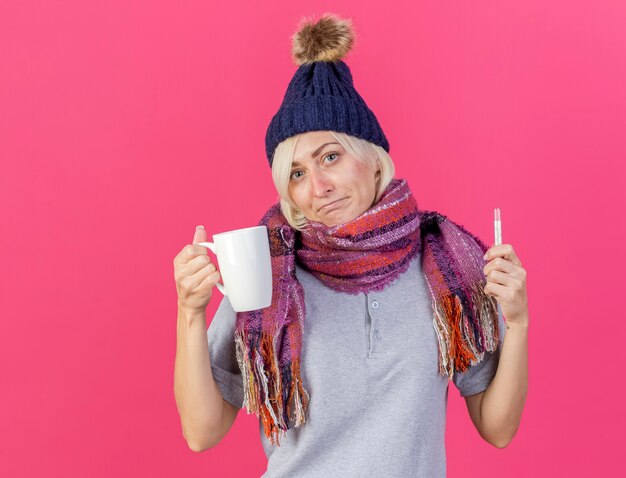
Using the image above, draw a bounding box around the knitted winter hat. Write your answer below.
[264,13,390,167]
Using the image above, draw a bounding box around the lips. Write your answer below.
[318,198,346,212]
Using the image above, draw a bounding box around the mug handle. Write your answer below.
[197,242,227,296]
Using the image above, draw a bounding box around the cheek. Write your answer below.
[354,168,377,197]
[289,185,311,211]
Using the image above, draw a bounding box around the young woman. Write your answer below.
[174,13,529,477]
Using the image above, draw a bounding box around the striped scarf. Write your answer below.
[234,178,500,446]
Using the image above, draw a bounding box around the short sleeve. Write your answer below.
[207,296,245,409]
[452,307,507,397]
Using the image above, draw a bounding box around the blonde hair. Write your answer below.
[271,131,395,231]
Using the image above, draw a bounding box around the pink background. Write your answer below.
[1,1,624,476]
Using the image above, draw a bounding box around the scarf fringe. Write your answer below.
[431,281,500,380]
[234,329,310,446]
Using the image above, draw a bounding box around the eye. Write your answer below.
[289,153,339,182]
[290,170,304,181]
[323,152,339,163]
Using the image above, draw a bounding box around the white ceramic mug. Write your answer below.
[198,225,272,312]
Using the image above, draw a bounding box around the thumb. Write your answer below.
[193,225,207,245]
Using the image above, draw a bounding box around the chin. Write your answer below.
[330,214,358,227]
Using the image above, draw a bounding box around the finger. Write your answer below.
[484,280,519,302]
[485,269,514,286]
[187,262,218,289]
[483,257,515,275]
[198,269,222,290]
[176,243,208,265]
[193,225,207,245]
[483,243,522,266]
[184,254,216,276]
[484,281,508,299]
[174,226,209,266]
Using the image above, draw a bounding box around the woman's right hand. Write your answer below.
[173,225,221,314]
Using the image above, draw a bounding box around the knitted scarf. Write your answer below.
[234,178,500,446]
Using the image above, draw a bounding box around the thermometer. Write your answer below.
[493,207,503,321]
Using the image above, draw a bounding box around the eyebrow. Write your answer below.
[291,142,340,167]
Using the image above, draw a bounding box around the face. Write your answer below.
[288,131,380,227]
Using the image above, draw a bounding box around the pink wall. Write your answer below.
[1,1,624,476]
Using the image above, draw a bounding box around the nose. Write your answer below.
[310,169,333,197]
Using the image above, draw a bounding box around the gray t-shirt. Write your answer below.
[207,252,505,477]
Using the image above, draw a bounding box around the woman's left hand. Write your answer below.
[482,243,529,326]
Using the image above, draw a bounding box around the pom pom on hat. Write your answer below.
[264,13,389,166]
[291,13,355,65]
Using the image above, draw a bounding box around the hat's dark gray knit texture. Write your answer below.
[265,60,390,166]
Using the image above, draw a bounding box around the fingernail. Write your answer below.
[196,225,204,230]
[483,253,488,260]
